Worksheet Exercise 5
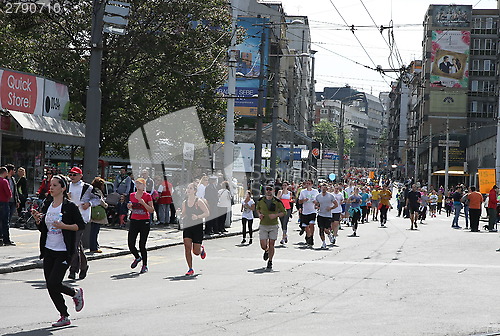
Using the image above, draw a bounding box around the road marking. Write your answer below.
[210,256,500,269]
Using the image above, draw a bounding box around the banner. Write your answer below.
[430,31,470,88]
[0,68,70,119]
[478,168,496,194]
[429,91,467,115]
[431,5,472,28]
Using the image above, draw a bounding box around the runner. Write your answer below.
[240,190,255,245]
[298,179,319,247]
[315,184,337,249]
[371,186,380,220]
[32,175,85,327]
[256,185,285,270]
[330,185,344,242]
[406,184,421,230]
[360,187,371,224]
[429,190,438,218]
[378,184,392,227]
[127,178,155,274]
[180,182,209,276]
[277,181,293,244]
[347,187,362,237]
[419,187,429,224]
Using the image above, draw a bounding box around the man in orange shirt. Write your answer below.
[467,186,483,232]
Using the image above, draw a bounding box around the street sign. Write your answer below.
[312,148,320,157]
[438,140,460,147]
[183,142,195,161]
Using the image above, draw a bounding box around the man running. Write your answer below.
[406,184,421,230]
[299,179,319,247]
[330,185,344,244]
[256,185,285,270]
[315,184,337,249]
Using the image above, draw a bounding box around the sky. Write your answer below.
[279,0,498,96]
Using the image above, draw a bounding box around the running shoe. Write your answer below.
[73,288,84,312]
[263,250,269,261]
[185,268,194,276]
[280,239,285,245]
[131,256,142,269]
[140,265,148,274]
[328,233,335,244]
[241,239,246,244]
[200,246,207,259]
[52,315,70,327]
[348,233,357,237]
[249,239,253,245]
[321,241,327,249]
[266,260,273,270]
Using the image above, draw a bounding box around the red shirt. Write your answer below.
[0,177,12,203]
[129,192,152,220]
[488,189,497,209]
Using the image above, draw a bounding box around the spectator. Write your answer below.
[216,181,232,234]
[157,178,174,225]
[467,186,483,232]
[0,167,13,245]
[113,167,132,198]
[487,185,498,232]
[89,177,108,253]
[204,176,219,235]
[37,169,54,200]
[5,164,20,227]
[16,167,28,217]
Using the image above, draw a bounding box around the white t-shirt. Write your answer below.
[241,199,255,220]
[299,189,319,215]
[45,203,66,251]
[331,192,344,214]
[196,184,206,199]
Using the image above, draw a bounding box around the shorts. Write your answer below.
[317,215,332,229]
[331,213,341,222]
[183,224,204,244]
[259,225,279,240]
[300,213,317,227]
[409,204,420,214]
[371,200,379,208]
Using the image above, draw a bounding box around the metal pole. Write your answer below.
[445,117,450,194]
[287,68,296,183]
[252,28,266,198]
[427,124,432,188]
[496,102,500,185]
[83,0,105,182]
[223,0,239,182]
[338,102,345,182]
[270,46,280,182]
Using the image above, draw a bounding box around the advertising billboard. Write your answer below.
[431,5,472,28]
[0,68,70,119]
[218,16,270,117]
[430,31,470,88]
[429,91,467,115]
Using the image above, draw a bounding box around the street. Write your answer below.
[1,207,500,336]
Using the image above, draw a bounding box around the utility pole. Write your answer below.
[338,102,345,181]
[427,124,432,188]
[445,117,450,194]
[252,27,266,197]
[270,34,280,182]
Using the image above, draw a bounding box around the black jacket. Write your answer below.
[37,199,86,263]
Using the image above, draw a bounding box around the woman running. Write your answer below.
[32,175,85,327]
[127,177,154,274]
[181,182,209,276]
[241,190,255,245]
[348,187,362,237]
[277,181,293,244]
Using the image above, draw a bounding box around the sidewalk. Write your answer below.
[0,204,249,274]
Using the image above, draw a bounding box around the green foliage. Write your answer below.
[313,120,355,153]
[0,0,232,157]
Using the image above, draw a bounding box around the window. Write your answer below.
[485,39,492,50]
[320,109,328,115]
[470,101,478,112]
[472,38,480,50]
[484,60,491,71]
[472,59,480,70]
[473,18,482,29]
[486,17,493,29]
[471,80,478,91]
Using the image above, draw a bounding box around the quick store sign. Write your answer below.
[0,68,69,119]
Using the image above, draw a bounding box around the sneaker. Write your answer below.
[266,260,273,270]
[299,228,305,236]
[131,256,142,269]
[248,239,253,245]
[200,246,206,259]
[241,239,246,244]
[348,233,357,237]
[79,266,89,280]
[185,268,194,276]
[140,265,148,274]
[52,315,71,327]
[331,236,336,245]
[73,288,84,312]
[321,241,327,249]
[263,250,269,261]
[280,239,285,245]
[328,233,334,244]
[68,272,76,280]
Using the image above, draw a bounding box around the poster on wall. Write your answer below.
[429,91,467,115]
[430,31,470,88]
[431,5,472,28]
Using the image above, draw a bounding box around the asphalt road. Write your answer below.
[1,208,500,336]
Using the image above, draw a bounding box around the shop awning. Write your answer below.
[9,110,86,146]
[432,166,469,176]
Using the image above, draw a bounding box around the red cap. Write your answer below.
[69,167,83,175]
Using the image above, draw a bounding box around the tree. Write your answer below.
[0,0,233,157]
[313,120,355,153]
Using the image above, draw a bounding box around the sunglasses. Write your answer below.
[265,187,273,191]
[68,173,78,177]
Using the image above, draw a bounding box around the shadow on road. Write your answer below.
[110,272,140,280]
[3,325,77,336]
[165,274,200,281]
[247,267,279,274]
[24,280,46,290]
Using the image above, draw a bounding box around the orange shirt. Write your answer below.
[379,190,392,206]
[468,191,483,209]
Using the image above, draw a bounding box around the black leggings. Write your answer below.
[380,205,389,224]
[242,218,253,239]
[43,248,77,317]
[361,205,369,222]
[351,209,361,233]
[128,219,150,265]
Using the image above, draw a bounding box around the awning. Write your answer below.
[9,110,85,146]
[432,166,469,176]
